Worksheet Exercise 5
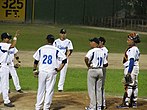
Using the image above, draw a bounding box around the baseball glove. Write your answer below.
[14,63,21,68]
[125,74,132,85]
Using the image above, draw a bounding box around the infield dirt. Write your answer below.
[0,51,146,110]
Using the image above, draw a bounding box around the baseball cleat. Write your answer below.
[132,102,137,108]
[58,90,63,92]
[85,106,96,110]
[102,106,107,109]
[4,102,15,107]
[17,89,23,93]
[116,104,129,109]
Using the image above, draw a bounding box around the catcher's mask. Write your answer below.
[128,33,141,43]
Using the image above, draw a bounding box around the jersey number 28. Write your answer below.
[43,55,52,64]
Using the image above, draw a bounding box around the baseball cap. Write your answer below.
[1,32,12,40]
[46,34,55,40]
[98,37,106,44]
[89,37,99,44]
[60,29,66,34]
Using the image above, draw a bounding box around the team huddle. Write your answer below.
[0,29,141,110]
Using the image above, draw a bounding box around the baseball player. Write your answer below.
[0,30,20,107]
[98,37,108,109]
[53,28,73,92]
[117,33,140,109]
[8,47,23,93]
[33,34,67,110]
[85,37,108,110]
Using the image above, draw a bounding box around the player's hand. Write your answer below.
[55,68,60,72]
[15,30,20,37]
[33,69,39,78]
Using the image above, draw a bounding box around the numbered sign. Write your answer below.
[0,0,26,22]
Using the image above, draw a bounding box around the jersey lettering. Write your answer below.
[43,55,52,64]
[97,57,103,67]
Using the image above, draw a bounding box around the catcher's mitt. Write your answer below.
[14,63,21,68]
[125,74,133,85]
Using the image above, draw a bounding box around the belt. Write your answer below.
[89,67,102,69]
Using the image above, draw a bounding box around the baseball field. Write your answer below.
[0,24,147,110]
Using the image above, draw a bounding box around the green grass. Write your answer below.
[0,24,147,53]
[1,24,146,98]
[9,67,147,98]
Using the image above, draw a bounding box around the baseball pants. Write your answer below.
[9,66,21,91]
[88,68,103,109]
[58,62,68,91]
[35,71,57,110]
[0,65,11,104]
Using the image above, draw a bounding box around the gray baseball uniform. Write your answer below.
[85,47,108,109]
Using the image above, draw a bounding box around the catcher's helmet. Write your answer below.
[1,32,12,40]
[128,32,141,43]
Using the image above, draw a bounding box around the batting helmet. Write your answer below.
[128,33,141,43]
[1,32,12,40]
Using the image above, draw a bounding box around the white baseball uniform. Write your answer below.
[100,46,108,108]
[53,38,73,91]
[85,47,108,109]
[123,46,140,104]
[33,44,66,110]
[7,47,21,91]
[0,42,11,104]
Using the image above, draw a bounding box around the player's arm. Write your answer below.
[66,49,73,57]
[33,60,39,77]
[84,57,90,68]
[55,58,67,72]
[10,30,20,48]
[127,58,134,74]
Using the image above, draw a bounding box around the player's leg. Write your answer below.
[131,67,139,108]
[58,63,68,91]
[128,66,139,108]
[35,72,47,110]
[44,73,57,109]
[96,69,103,110]
[9,66,21,91]
[1,67,11,104]
[102,67,106,109]
[132,85,138,108]
[86,69,97,110]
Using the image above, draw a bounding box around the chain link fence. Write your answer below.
[84,16,147,31]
